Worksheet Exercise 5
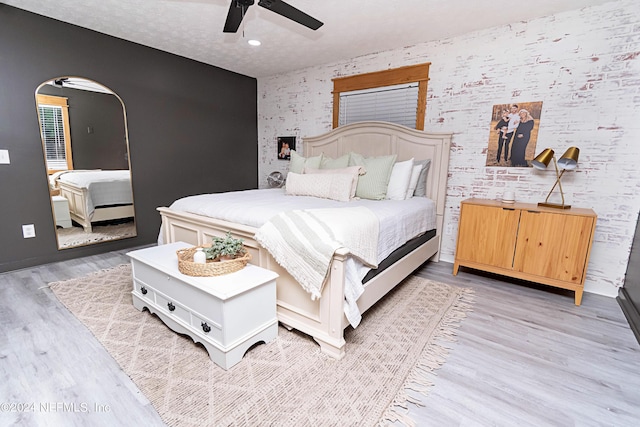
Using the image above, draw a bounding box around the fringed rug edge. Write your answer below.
[379,286,475,427]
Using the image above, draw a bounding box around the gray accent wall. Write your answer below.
[0,5,258,272]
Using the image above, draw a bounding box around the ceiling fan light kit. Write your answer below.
[223,0,323,33]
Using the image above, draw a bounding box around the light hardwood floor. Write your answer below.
[1,248,638,426]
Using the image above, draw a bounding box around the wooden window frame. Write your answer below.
[36,94,73,172]
[332,63,430,130]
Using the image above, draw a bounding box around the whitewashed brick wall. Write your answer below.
[257,0,640,298]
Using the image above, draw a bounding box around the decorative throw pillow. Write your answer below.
[349,152,397,200]
[406,164,422,199]
[285,172,353,202]
[386,158,414,200]
[412,159,432,197]
[289,150,322,174]
[304,166,364,199]
[320,153,350,169]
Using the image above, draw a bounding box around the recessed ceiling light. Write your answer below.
[248,39,261,46]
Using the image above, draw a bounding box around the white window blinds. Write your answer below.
[38,104,69,171]
[338,83,419,128]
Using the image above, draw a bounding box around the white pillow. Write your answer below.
[386,158,414,200]
[285,172,353,202]
[304,166,364,199]
[406,164,422,199]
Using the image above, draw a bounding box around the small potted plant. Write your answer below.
[203,231,246,261]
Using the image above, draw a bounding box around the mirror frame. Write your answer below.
[35,76,136,250]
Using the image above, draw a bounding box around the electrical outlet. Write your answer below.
[0,149,10,164]
[22,224,36,238]
[445,224,453,236]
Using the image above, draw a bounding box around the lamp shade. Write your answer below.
[531,148,555,170]
[557,147,580,170]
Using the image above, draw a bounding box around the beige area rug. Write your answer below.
[56,221,136,249]
[49,265,473,427]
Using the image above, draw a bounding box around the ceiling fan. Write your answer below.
[223,0,323,33]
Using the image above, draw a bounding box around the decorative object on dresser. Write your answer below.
[453,198,596,305]
[531,146,580,209]
[128,242,278,370]
[502,190,515,204]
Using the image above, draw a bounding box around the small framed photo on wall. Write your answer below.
[485,101,543,168]
[277,136,296,160]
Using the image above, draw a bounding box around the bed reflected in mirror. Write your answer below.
[35,76,136,250]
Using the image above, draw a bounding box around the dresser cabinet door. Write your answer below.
[514,210,594,284]
[456,203,520,269]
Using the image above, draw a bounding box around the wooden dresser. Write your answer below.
[453,198,597,305]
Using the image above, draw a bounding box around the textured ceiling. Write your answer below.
[2,0,616,77]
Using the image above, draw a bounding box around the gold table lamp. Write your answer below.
[531,147,580,209]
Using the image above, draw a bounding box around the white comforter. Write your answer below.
[164,188,437,326]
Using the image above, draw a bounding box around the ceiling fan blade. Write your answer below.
[223,0,250,33]
[258,0,323,30]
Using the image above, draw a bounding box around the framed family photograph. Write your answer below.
[277,136,296,160]
[485,101,543,167]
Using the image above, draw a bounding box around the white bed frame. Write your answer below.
[58,181,135,233]
[158,121,452,359]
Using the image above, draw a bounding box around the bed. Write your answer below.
[158,121,452,359]
[53,170,135,233]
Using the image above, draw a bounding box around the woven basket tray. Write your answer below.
[176,246,251,277]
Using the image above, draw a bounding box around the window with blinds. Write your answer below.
[332,63,430,130]
[38,105,68,170]
[338,83,419,128]
[36,94,72,172]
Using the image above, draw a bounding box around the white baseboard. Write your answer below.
[584,281,617,298]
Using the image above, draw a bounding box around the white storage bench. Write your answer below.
[127,242,278,370]
[52,195,72,228]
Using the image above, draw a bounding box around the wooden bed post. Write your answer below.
[314,249,349,359]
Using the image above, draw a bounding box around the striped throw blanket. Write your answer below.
[254,207,379,300]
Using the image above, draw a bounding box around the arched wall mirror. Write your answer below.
[35,76,136,250]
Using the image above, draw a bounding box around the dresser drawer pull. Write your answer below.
[140,286,148,295]
[502,207,515,211]
[201,322,211,333]
[167,302,175,312]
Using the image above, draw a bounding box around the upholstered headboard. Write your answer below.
[303,121,452,237]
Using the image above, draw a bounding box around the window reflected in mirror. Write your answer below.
[35,77,136,250]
